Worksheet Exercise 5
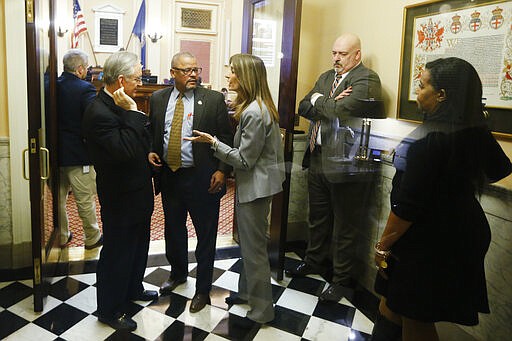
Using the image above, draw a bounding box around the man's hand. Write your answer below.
[208,170,225,194]
[334,86,353,101]
[113,87,138,111]
[148,152,162,168]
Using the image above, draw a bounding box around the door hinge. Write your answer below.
[33,258,41,285]
[26,0,34,23]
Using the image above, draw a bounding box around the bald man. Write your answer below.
[287,33,382,302]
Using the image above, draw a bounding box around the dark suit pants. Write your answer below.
[96,211,151,318]
[161,167,221,294]
[305,150,377,284]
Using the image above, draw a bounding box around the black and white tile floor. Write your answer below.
[0,247,378,340]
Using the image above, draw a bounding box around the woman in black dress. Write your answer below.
[371,57,512,341]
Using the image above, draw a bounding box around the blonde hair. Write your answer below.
[229,54,279,122]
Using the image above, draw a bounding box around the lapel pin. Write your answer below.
[198,100,203,105]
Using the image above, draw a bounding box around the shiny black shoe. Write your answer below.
[190,293,211,313]
[159,277,187,295]
[225,295,248,305]
[132,290,158,301]
[85,234,103,250]
[98,313,137,331]
[319,282,355,302]
[285,261,322,277]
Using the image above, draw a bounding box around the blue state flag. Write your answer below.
[131,0,146,68]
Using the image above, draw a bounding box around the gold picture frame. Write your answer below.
[397,0,512,138]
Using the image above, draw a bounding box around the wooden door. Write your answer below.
[25,0,59,312]
[241,0,302,280]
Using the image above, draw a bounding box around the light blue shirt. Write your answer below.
[164,88,194,167]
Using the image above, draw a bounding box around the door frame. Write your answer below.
[241,0,302,280]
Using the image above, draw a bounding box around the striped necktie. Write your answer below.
[167,93,184,171]
[309,73,343,152]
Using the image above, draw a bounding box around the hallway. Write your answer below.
[0,246,376,340]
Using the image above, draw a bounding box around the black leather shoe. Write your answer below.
[189,293,210,313]
[85,234,103,250]
[225,295,248,305]
[159,277,187,295]
[319,282,355,302]
[98,313,137,331]
[285,261,321,277]
[132,290,158,301]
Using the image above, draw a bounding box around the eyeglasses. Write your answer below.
[173,67,202,76]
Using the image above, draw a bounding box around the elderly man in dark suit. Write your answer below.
[287,33,382,302]
[148,52,233,313]
[83,51,157,331]
[57,49,102,249]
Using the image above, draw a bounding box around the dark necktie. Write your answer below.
[309,73,343,152]
[167,93,184,171]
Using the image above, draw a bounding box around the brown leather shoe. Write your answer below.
[189,293,210,313]
[159,277,187,295]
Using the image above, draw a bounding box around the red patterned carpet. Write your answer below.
[64,178,235,247]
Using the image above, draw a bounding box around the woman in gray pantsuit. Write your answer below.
[186,53,284,324]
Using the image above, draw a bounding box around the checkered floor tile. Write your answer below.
[0,248,376,340]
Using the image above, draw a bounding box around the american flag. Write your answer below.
[71,0,87,48]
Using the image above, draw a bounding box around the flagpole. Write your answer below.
[85,31,99,66]
[125,34,134,51]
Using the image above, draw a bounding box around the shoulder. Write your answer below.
[197,87,224,101]
[152,86,172,98]
[354,63,380,79]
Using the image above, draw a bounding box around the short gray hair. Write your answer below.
[63,49,88,73]
[102,51,139,85]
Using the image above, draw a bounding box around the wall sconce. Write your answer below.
[147,32,163,43]
[57,26,68,37]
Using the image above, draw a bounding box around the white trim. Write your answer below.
[5,0,31,244]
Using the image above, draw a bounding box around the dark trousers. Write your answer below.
[161,166,221,294]
[305,150,377,284]
[96,211,151,318]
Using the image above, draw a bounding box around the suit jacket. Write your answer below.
[82,89,154,225]
[298,63,382,182]
[214,101,285,203]
[149,86,233,194]
[57,72,97,166]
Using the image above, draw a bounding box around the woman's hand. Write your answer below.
[113,87,138,111]
[184,130,215,145]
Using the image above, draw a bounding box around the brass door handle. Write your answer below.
[22,148,29,180]
[40,147,50,180]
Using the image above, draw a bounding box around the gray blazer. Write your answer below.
[214,101,285,203]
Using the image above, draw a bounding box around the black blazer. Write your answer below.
[149,86,233,194]
[82,90,154,224]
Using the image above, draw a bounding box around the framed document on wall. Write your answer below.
[92,4,125,53]
[398,0,512,137]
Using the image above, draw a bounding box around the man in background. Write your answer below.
[57,49,102,249]
[287,33,382,302]
[83,51,157,331]
[148,52,233,313]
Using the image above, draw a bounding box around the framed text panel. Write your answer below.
[397,0,512,137]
